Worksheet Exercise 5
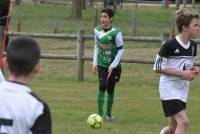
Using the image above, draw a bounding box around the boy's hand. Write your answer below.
[92,65,98,75]
[107,66,113,79]
[180,70,196,81]
[191,66,199,76]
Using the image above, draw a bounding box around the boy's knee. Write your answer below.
[181,119,189,127]
[99,84,107,91]
[107,89,114,94]
[168,126,176,134]
[178,118,189,128]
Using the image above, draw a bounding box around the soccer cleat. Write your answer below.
[105,115,114,121]
[98,113,104,117]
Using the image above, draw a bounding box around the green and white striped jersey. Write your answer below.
[93,25,124,68]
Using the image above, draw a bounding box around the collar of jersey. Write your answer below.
[103,25,112,32]
[176,35,190,49]
[99,27,115,38]
[0,81,31,93]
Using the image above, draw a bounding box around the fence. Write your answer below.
[4,30,200,81]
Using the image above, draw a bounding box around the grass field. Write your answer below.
[8,2,200,134]
[30,60,200,134]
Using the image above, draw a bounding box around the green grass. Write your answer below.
[10,3,176,35]
[30,60,200,133]
[8,3,200,134]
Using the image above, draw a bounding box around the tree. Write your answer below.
[162,0,169,8]
[70,0,82,18]
[32,0,38,5]
[103,0,118,12]
[89,0,94,8]
[103,0,108,8]
[75,0,82,18]
[82,0,86,9]
[15,0,22,5]
[175,0,181,10]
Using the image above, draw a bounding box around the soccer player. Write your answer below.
[92,8,124,120]
[0,37,52,134]
[153,9,199,134]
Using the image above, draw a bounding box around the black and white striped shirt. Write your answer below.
[153,35,197,102]
[0,81,52,134]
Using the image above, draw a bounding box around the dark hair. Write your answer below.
[176,9,199,32]
[101,8,114,18]
[6,37,41,76]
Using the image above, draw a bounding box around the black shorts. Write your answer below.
[98,64,121,83]
[161,99,186,117]
[112,64,121,82]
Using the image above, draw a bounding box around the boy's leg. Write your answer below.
[174,110,188,134]
[160,117,177,134]
[106,70,116,119]
[161,99,187,134]
[97,65,108,116]
[97,90,105,116]
[106,92,114,116]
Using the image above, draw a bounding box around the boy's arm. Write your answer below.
[153,55,197,81]
[92,35,99,75]
[156,68,196,81]
[92,36,98,66]
[108,32,124,78]
[109,32,124,68]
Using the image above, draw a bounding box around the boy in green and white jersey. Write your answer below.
[92,8,124,120]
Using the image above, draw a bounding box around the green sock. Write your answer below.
[106,93,114,116]
[97,90,105,116]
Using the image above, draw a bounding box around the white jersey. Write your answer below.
[153,35,197,102]
[0,81,51,134]
[0,69,5,83]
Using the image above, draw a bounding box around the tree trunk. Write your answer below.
[93,7,98,29]
[162,0,169,8]
[103,0,107,8]
[70,0,82,18]
[89,0,94,8]
[192,0,195,8]
[15,0,22,5]
[32,0,38,5]
[82,0,86,9]
[75,0,82,18]
[118,0,123,9]
[70,0,76,18]
[113,0,117,12]
[175,0,181,10]
[183,0,186,8]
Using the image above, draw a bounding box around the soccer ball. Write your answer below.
[87,114,103,129]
